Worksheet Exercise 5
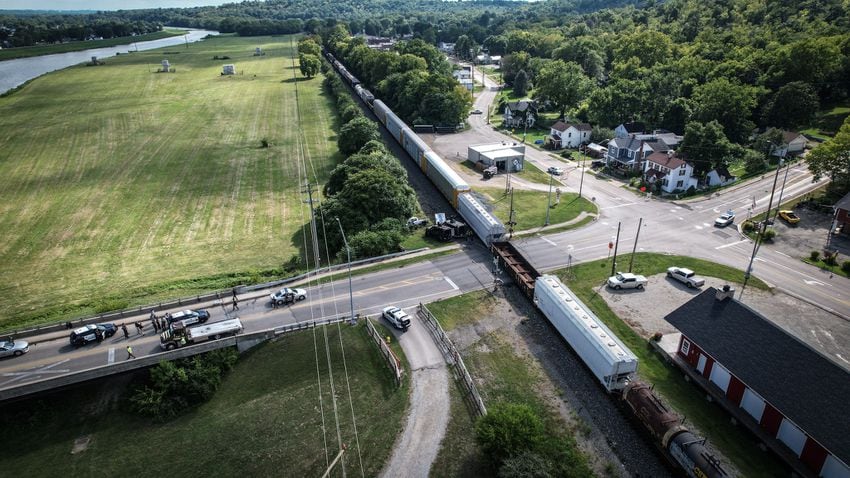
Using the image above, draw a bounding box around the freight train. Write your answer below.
[325,50,505,245]
[493,242,728,478]
[327,50,726,477]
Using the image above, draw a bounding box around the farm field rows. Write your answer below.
[0,34,339,328]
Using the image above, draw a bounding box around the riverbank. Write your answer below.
[0,30,185,62]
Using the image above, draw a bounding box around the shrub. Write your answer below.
[742,221,755,232]
[810,251,820,261]
[762,228,776,241]
[842,261,850,273]
[824,253,839,266]
[129,347,238,422]
[260,138,270,148]
[476,402,545,467]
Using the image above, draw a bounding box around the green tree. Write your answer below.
[761,81,820,129]
[513,69,529,97]
[679,121,735,176]
[338,116,380,156]
[299,53,321,78]
[534,60,592,119]
[613,28,673,68]
[500,51,530,85]
[692,78,763,143]
[806,118,850,194]
[475,402,545,467]
[324,150,406,196]
[297,38,321,57]
[454,34,477,61]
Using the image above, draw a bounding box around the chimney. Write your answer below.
[715,285,735,302]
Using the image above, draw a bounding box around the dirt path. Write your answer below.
[379,318,450,478]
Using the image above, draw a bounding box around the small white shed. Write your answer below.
[222,64,236,75]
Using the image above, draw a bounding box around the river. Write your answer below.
[0,28,219,94]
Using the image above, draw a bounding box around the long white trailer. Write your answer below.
[160,318,243,350]
[458,193,505,245]
[534,275,638,391]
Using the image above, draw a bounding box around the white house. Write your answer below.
[503,101,537,129]
[644,151,697,194]
[549,121,592,149]
[614,122,645,138]
[706,164,736,187]
[222,64,236,75]
[772,131,808,157]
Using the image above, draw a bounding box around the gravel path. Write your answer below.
[379,319,449,478]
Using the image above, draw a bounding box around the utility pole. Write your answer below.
[303,182,321,270]
[740,157,783,300]
[628,218,643,272]
[771,162,791,223]
[610,222,621,277]
[578,145,586,198]
[507,187,516,238]
[336,218,355,325]
[545,172,553,226]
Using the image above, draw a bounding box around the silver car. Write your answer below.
[0,339,29,358]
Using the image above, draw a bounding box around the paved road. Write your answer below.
[0,246,495,390]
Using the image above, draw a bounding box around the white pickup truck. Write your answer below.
[160,319,243,350]
[667,267,706,288]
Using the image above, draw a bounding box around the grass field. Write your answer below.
[478,186,596,231]
[0,322,409,477]
[0,34,341,328]
[0,30,185,61]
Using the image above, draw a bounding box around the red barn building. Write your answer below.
[665,286,850,478]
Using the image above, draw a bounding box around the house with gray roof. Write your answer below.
[503,100,537,129]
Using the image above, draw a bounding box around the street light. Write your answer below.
[578,145,586,198]
[335,217,356,324]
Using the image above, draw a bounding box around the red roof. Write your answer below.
[646,151,685,169]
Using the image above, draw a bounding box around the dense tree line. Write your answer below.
[0,14,161,47]
[323,23,472,127]
[318,69,417,260]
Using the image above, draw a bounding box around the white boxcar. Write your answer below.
[424,151,470,207]
[372,99,389,126]
[402,126,430,166]
[383,105,405,144]
[458,193,505,244]
[534,275,638,391]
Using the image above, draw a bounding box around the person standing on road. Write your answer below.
[151,316,159,332]
[134,322,143,335]
[232,295,239,311]
[121,324,129,339]
[126,345,135,360]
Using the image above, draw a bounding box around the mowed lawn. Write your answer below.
[0,34,340,328]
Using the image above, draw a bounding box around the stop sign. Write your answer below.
[608,242,614,249]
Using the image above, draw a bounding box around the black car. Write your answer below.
[69,323,117,346]
[166,309,210,326]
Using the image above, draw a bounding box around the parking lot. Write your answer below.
[599,273,850,370]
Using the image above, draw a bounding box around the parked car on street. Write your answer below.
[470,109,482,115]
[714,211,735,227]
[0,339,29,358]
[607,272,647,290]
[382,306,411,330]
[166,309,210,326]
[547,166,564,176]
[666,267,706,288]
[778,210,800,224]
[69,323,117,346]
[270,287,307,306]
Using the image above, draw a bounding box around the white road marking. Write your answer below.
[107,347,115,364]
[836,354,849,365]
[695,225,703,230]
[444,277,459,290]
[600,202,637,210]
[715,240,750,250]
[540,236,557,246]
[773,251,791,258]
[2,359,71,385]
[804,280,826,286]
